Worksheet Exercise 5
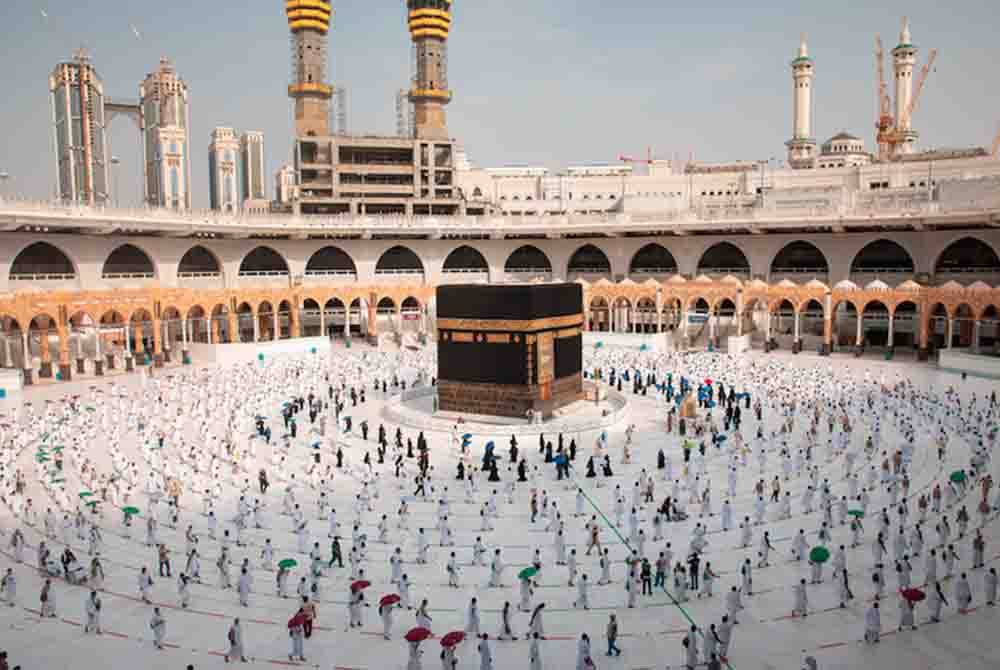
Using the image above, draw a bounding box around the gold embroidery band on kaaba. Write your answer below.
[437,314,583,333]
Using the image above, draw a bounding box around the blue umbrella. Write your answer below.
[462,433,473,441]
[485,441,495,449]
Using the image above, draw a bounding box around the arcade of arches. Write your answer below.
[0,277,998,384]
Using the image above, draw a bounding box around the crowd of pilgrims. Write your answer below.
[0,344,996,669]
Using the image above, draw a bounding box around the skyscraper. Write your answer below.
[240,131,266,202]
[140,57,191,210]
[50,49,109,205]
[208,127,241,212]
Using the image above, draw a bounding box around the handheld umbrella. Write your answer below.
[379,594,401,608]
[440,631,465,648]
[809,546,831,563]
[278,559,298,569]
[351,580,371,593]
[405,627,432,643]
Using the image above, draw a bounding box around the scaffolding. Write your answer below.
[334,87,347,134]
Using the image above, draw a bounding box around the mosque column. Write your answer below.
[290,301,301,339]
[793,309,801,354]
[57,327,72,382]
[134,322,147,366]
[124,325,134,372]
[682,306,690,343]
[344,307,351,338]
[227,312,238,344]
[93,326,104,376]
[972,319,981,353]
[38,325,53,378]
[319,305,326,339]
[21,330,32,386]
[153,318,164,367]
[367,294,378,341]
[210,318,220,345]
[252,312,260,343]
[887,312,895,350]
[946,318,954,349]
[162,319,172,364]
[272,310,280,341]
[181,318,190,364]
[855,312,863,348]
[709,311,717,345]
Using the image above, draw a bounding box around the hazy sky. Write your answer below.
[2,0,998,208]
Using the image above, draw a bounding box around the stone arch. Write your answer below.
[697,242,750,276]
[611,295,633,333]
[567,243,612,278]
[635,296,658,333]
[178,245,222,275]
[306,246,358,277]
[589,295,610,331]
[239,246,289,276]
[442,245,489,279]
[504,245,552,274]
[860,299,891,347]
[769,240,829,278]
[9,241,78,281]
[0,315,24,369]
[850,239,914,274]
[629,243,678,276]
[934,236,1000,278]
[830,299,859,350]
[102,243,155,278]
[376,246,424,277]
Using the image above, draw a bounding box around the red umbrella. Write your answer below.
[380,594,401,607]
[901,588,926,602]
[351,580,371,593]
[704,378,712,385]
[405,627,432,643]
[440,631,465,648]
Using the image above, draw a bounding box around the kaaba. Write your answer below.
[436,283,584,418]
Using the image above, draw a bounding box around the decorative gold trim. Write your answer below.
[485,333,511,344]
[437,313,583,332]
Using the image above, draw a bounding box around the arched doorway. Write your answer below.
[178,245,223,287]
[277,300,293,339]
[951,304,976,349]
[697,242,750,278]
[301,299,322,337]
[256,302,275,342]
[611,297,632,333]
[235,302,254,342]
[442,245,489,283]
[850,240,914,283]
[928,303,949,351]
[239,247,289,278]
[977,305,999,353]
[630,244,678,278]
[567,244,612,280]
[400,297,422,334]
[306,246,357,280]
[377,297,397,333]
[589,296,610,331]
[636,297,657,333]
[324,298,346,337]
[103,244,155,280]
[0,316,24,370]
[662,297,683,332]
[831,300,858,352]
[860,300,890,349]
[934,237,1000,284]
[714,298,737,344]
[349,298,366,338]
[504,245,552,280]
[375,246,424,281]
[891,301,919,352]
[9,242,78,288]
[770,241,829,282]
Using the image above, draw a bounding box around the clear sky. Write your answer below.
[1,0,998,208]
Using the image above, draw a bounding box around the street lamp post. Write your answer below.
[110,156,121,207]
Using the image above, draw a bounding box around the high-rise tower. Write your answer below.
[240,131,266,201]
[140,57,191,210]
[407,0,453,140]
[786,34,817,169]
[892,17,918,155]
[50,49,110,205]
[286,0,333,137]
[208,127,241,212]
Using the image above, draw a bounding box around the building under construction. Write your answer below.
[285,0,461,215]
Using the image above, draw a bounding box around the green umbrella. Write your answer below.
[278,559,298,569]
[50,478,65,485]
[950,470,966,483]
[35,455,50,463]
[122,506,140,516]
[85,500,99,508]
[518,567,539,580]
[848,509,865,518]
[84,406,96,412]
[809,546,830,563]
[79,491,94,498]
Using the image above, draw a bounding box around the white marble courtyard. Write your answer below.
[0,341,998,670]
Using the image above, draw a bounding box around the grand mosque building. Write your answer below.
[1,9,999,383]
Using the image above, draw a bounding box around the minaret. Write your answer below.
[406,0,453,140]
[286,0,333,137]
[785,34,817,169]
[892,17,918,155]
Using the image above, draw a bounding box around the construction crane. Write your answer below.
[874,36,894,161]
[874,32,938,161]
[618,147,655,166]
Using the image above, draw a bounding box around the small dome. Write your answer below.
[804,279,829,290]
[865,279,890,291]
[776,279,798,289]
[967,281,991,291]
[666,274,687,284]
[693,274,713,283]
[720,274,743,286]
[747,279,769,290]
[938,280,964,291]
[834,279,859,291]
[896,279,922,291]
